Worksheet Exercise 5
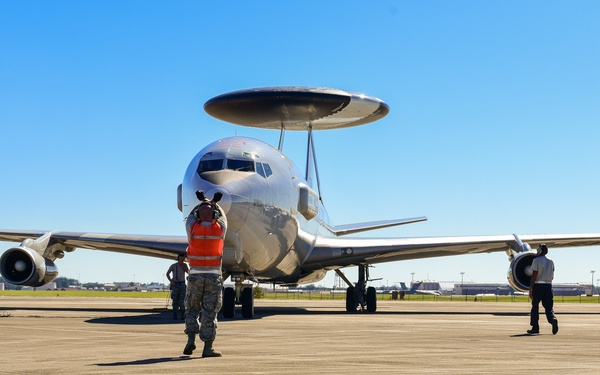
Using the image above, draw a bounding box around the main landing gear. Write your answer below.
[337,264,378,313]
[222,274,254,319]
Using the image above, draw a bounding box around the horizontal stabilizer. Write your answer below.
[329,217,428,236]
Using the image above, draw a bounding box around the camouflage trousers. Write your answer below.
[170,283,186,316]
[184,273,223,342]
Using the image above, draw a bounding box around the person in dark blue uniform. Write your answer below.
[528,244,559,335]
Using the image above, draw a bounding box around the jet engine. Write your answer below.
[0,246,58,287]
[507,251,537,293]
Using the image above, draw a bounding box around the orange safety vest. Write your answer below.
[187,221,224,268]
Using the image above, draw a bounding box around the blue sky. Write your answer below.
[1,1,599,287]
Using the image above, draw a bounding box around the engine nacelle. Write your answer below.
[0,246,59,287]
[507,251,537,293]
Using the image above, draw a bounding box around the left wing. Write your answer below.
[0,229,188,287]
[303,233,600,269]
[0,230,187,260]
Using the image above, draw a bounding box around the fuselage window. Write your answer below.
[263,163,273,177]
[198,159,224,173]
[227,159,255,172]
[256,162,266,178]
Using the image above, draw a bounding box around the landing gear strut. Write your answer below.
[338,264,377,313]
[222,273,254,319]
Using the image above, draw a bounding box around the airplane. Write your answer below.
[396,281,450,296]
[2,86,600,318]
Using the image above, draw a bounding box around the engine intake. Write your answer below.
[0,246,58,287]
[507,251,537,293]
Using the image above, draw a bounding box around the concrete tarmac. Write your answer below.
[1,296,600,374]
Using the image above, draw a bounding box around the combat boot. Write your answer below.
[183,332,196,355]
[202,340,222,357]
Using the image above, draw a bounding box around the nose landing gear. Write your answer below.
[222,273,254,319]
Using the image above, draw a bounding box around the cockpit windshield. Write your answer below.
[198,159,224,172]
[197,158,256,173]
[197,156,271,178]
[226,159,255,172]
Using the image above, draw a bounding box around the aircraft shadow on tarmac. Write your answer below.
[3,305,600,325]
[83,307,540,325]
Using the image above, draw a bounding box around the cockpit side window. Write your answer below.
[198,159,224,173]
[256,162,273,178]
[263,163,273,177]
[227,159,255,172]
[256,162,266,178]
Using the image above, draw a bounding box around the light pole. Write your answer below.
[591,270,596,296]
[460,272,465,300]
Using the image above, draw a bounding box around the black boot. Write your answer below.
[202,340,222,357]
[183,332,196,355]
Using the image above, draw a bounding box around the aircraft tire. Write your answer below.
[223,287,235,318]
[346,286,355,312]
[241,287,254,318]
[366,286,377,312]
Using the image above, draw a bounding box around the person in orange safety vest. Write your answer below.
[183,190,227,357]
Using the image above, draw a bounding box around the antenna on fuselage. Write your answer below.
[305,124,323,201]
[278,123,285,151]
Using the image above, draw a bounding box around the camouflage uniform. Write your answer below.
[170,282,186,318]
[184,273,223,341]
[166,259,188,320]
[167,261,187,319]
[183,195,227,357]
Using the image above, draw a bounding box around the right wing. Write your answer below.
[303,233,600,269]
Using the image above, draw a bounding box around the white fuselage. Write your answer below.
[181,136,329,284]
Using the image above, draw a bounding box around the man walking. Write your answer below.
[528,244,559,335]
[183,191,227,357]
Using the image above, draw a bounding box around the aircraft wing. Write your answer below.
[0,230,187,260]
[303,233,600,269]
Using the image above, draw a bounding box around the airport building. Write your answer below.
[454,283,592,296]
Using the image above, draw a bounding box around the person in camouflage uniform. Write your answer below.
[183,191,227,357]
[166,253,189,320]
[184,273,223,349]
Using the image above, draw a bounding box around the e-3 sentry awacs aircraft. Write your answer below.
[2,87,600,318]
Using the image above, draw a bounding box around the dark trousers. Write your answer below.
[171,283,186,318]
[530,283,556,328]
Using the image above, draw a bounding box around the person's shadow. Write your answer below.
[95,356,200,367]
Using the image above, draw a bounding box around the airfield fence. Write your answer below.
[263,289,600,304]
